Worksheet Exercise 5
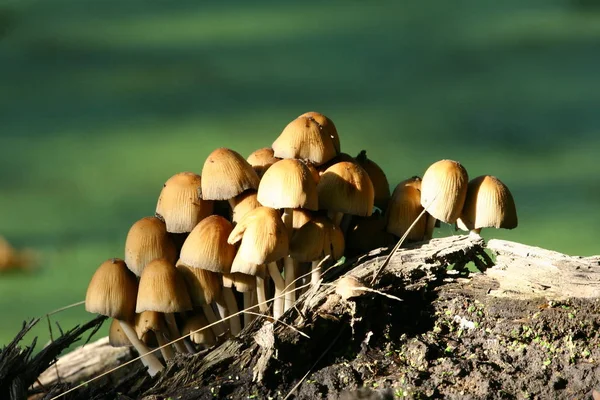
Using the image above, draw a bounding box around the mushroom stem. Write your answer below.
[243,292,255,326]
[184,338,197,354]
[222,287,242,335]
[155,331,176,361]
[267,262,285,319]
[311,259,322,286]
[118,320,164,376]
[215,298,230,335]
[256,274,269,313]
[164,313,192,354]
[202,304,227,338]
[282,208,296,311]
[283,257,296,311]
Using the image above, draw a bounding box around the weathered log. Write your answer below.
[32,236,600,399]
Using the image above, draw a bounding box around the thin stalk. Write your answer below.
[256,274,268,313]
[155,331,176,360]
[311,259,322,285]
[222,287,242,335]
[118,320,164,377]
[202,304,226,337]
[267,262,285,319]
[243,292,255,326]
[283,256,296,311]
[164,313,191,354]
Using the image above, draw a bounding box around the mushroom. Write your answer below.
[136,258,193,354]
[230,190,261,224]
[222,272,257,328]
[355,150,391,213]
[247,147,279,178]
[179,215,240,335]
[298,111,340,154]
[124,216,177,277]
[181,311,216,348]
[420,159,469,225]
[257,159,318,311]
[85,258,164,376]
[456,175,518,236]
[386,177,427,241]
[272,113,338,166]
[228,206,289,319]
[317,161,375,234]
[108,318,132,348]
[135,311,176,361]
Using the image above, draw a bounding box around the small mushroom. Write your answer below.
[124,216,177,277]
[420,159,469,224]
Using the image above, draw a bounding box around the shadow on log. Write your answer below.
[13,236,600,399]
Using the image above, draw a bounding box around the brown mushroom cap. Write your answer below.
[257,159,318,211]
[386,177,427,241]
[230,190,261,224]
[317,152,356,175]
[182,312,216,346]
[228,206,289,276]
[155,172,214,233]
[135,310,169,344]
[456,175,518,231]
[124,216,177,277]
[272,114,338,166]
[292,209,312,229]
[223,272,256,293]
[420,159,469,224]
[85,258,138,322]
[355,150,391,211]
[136,258,193,313]
[179,215,236,274]
[247,147,279,178]
[317,161,375,217]
[176,260,222,306]
[201,148,260,200]
[290,216,344,262]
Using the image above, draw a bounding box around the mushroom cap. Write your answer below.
[247,147,279,178]
[346,216,396,257]
[176,260,222,306]
[230,190,261,224]
[124,216,177,276]
[85,258,138,321]
[136,258,193,313]
[317,161,375,216]
[386,178,427,241]
[317,152,356,175]
[303,160,321,185]
[298,111,341,154]
[229,207,289,275]
[257,159,318,211]
[222,272,256,292]
[290,216,344,262]
[179,215,236,274]
[292,208,312,229]
[182,312,216,346]
[420,159,468,224]
[272,114,338,166]
[135,310,168,343]
[456,175,518,231]
[108,319,132,347]
[355,150,391,211]
[201,148,260,200]
[155,172,214,234]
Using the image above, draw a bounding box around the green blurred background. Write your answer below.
[1,0,599,347]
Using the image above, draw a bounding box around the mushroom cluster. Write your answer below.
[84,111,518,375]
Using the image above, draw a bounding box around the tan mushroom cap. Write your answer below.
[176,260,222,306]
[298,111,340,154]
[124,216,177,276]
[136,258,193,313]
[180,215,236,274]
[257,159,318,211]
[182,312,216,346]
[317,152,356,175]
[290,216,344,262]
[317,161,375,217]
[247,147,279,178]
[155,172,214,233]
[201,148,260,200]
[109,319,132,347]
[303,160,321,185]
[355,150,391,211]
[85,258,138,322]
[228,207,289,276]
[420,159,468,224]
[272,114,338,166]
[386,178,427,241]
[135,311,169,344]
[456,175,518,231]
[292,209,312,229]
[230,190,261,224]
[223,272,256,293]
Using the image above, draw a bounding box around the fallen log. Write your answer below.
[22,236,600,399]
